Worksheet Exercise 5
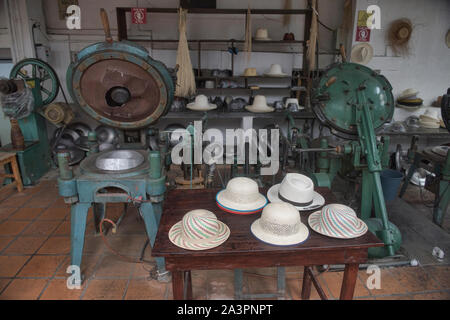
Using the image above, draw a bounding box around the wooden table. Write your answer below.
[152,188,383,300]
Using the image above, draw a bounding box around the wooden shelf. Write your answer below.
[164,110,315,119]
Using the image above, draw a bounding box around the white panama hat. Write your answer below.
[308,203,368,239]
[245,95,274,113]
[284,98,304,110]
[168,209,230,250]
[264,64,288,77]
[216,177,267,214]
[398,88,419,100]
[254,28,271,41]
[251,202,309,246]
[267,173,325,211]
[187,94,217,111]
[350,43,373,65]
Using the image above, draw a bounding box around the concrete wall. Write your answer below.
[351,0,450,121]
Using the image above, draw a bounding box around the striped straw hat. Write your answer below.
[308,204,368,239]
[169,209,230,250]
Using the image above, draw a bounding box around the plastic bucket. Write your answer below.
[380,169,404,202]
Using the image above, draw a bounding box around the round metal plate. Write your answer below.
[95,150,145,171]
[312,63,394,137]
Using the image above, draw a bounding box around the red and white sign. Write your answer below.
[131,8,146,24]
[355,26,371,42]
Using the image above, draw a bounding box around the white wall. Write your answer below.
[352,0,450,121]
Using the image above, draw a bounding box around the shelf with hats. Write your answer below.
[164,110,316,119]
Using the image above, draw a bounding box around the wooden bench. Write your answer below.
[0,152,24,195]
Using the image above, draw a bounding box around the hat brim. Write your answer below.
[216,201,263,215]
[168,220,230,250]
[308,210,368,239]
[263,73,289,77]
[216,189,268,213]
[396,103,422,110]
[251,218,309,246]
[267,184,325,212]
[254,37,272,41]
[186,103,217,111]
[245,105,274,113]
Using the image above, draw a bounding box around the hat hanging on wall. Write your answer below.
[267,173,325,211]
[216,177,268,214]
[251,202,309,246]
[350,43,373,65]
[387,18,413,56]
[168,209,230,250]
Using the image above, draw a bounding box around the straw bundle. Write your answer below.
[306,0,318,71]
[244,6,252,64]
[283,0,292,27]
[175,8,196,97]
[387,18,413,57]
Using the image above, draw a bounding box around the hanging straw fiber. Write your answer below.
[175,8,196,97]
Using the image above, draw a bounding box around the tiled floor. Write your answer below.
[0,178,449,300]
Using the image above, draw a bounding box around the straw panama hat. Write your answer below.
[254,28,271,41]
[398,88,419,100]
[308,204,368,239]
[264,64,288,77]
[243,68,258,77]
[251,202,309,246]
[187,95,217,111]
[216,177,267,214]
[267,173,325,211]
[169,209,230,250]
[245,95,274,113]
[350,43,373,65]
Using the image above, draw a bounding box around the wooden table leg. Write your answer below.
[185,271,193,300]
[340,263,359,300]
[172,271,184,300]
[301,266,312,300]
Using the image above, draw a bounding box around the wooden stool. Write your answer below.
[0,152,24,193]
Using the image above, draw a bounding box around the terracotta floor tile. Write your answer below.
[82,236,106,255]
[55,255,101,280]
[0,193,33,208]
[39,279,84,300]
[37,236,70,255]
[21,220,60,237]
[94,254,135,278]
[246,273,277,295]
[0,207,16,220]
[412,291,450,300]
[206,270,235,300]
[3,236,47,254]
[53,220,70,236]
[0,220,31,236]
[104,235,148,256]
[375,294,415,300]
[0,279,48,300]
[50,197,70,209]
[286,278,322,300]
[388,266,440,293]
[23,196,55,208]
[0,279,12,292]
[318,270,370,299]
[17,255,66,277]
[358,268,406,296]
[422,265,450,289]
[124,279,168,300]
[9,207,44,220]
[39,207,69,220]
[0,256,30,277]
[82,279,128,300]
[0,237,14,252]
[132,262,154,279]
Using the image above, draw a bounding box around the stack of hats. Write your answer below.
[396,89,423,110]
[419,109,441,128]
[267,173,325,211]
[169,209,230,250]
[216,177,267,214]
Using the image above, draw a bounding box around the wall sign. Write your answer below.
[131,8,146,24]
[356,27,371,42]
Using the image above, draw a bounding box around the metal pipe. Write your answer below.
[149,151,161,179]
[57,151,73,180]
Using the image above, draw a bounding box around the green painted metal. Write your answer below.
[66,41,174,129]
[149,151,161,179]
[57,151,73,180]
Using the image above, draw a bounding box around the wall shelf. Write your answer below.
[164,110,315,119]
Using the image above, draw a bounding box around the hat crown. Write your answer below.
[319,204,361,233]
[279,173,314,204]
[244,68,257,76]
[224,177,261,203]
[267,64,283,74]
[255,28,269,38]
[285,98,299,108]
[252,95,267,106]
[194,94,209,106]
[260,202,301,236]
[181,209,221,241]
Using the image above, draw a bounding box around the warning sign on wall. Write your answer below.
[356,26,371,42]
[131,8,146,24]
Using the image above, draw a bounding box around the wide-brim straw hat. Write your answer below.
[308,204,368,239]
[264,64,288,77]
[245,95,274,113]
[350,43,373,65]
[216,177,267,214]
[254,28,271,41]
[267,173,325,211]
[169,209,230,250]
[243,68,258,77]
[187,95,217,111]
[251,202,309,246]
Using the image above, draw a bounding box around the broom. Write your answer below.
[175,8,196,98]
